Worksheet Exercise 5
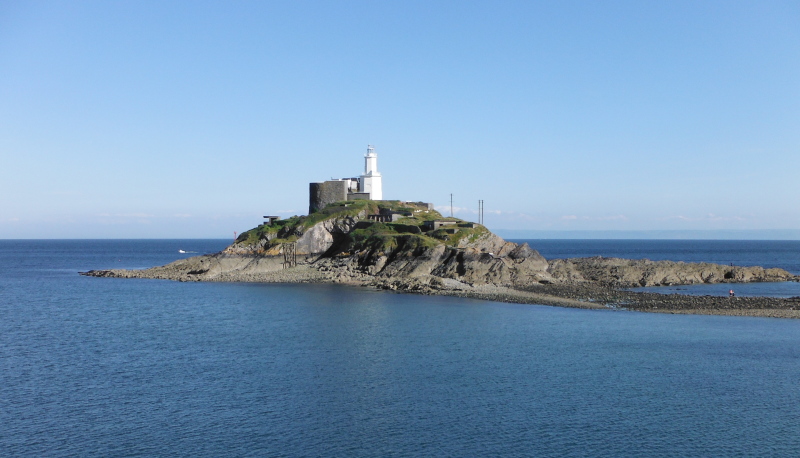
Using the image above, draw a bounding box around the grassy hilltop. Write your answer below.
[232,200,489,256]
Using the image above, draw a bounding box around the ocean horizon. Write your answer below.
[6,228,800,240]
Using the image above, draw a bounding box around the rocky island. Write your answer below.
[82,200,800,318]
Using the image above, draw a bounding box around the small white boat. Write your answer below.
[178,250,187,253]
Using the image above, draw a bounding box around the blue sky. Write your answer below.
[1,0,798,238]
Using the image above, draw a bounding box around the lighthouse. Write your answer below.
[360,145,382,200]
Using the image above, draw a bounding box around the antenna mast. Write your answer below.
[450,194,453,217]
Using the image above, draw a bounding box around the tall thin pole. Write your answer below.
[450,194,453,217]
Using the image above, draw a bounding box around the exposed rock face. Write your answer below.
[296,216,361,255]
[79,199,800,320]
[425,241,550,287]
[82,210,796,290]
[78,197,800,317]
[223,213,364,257]
[546,257,795,287]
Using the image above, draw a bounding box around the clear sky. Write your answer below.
[1,0,798,238]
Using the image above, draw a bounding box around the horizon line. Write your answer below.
[4,229,800,242]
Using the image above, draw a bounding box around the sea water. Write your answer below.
[2,240,800,456]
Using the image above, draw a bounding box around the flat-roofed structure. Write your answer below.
[309,146,385,213]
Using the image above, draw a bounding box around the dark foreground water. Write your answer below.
[2,240,800,456]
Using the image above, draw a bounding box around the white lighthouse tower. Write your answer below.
[360,144,382,200]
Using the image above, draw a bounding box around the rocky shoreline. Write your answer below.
[80,200,800,319]
[82,255,800,319]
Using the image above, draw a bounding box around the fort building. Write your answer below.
[309,145,384,214]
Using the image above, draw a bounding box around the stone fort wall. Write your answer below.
[309,181,348,214]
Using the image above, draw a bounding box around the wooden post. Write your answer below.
[283,242,297,269]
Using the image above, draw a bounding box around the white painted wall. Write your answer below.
[360,145,382,200]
